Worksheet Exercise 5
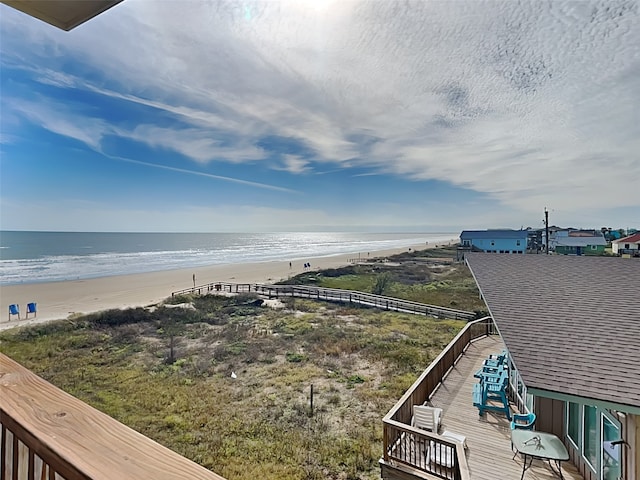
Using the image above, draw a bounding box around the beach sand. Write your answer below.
[0,241,455,331]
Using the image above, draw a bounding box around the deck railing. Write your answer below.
[381,316,495,480]
[507,357,530,415]
[0,353,226,480]
[172,283,476,321]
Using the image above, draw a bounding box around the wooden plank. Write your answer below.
[0,353,226,480]
[173,283,476,320]
[428,336,584,480]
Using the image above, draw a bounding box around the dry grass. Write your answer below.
[0,294,465,480]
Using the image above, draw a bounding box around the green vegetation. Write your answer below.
[283,246,487,314]
[0,247,484,479]
[1,297,463,480]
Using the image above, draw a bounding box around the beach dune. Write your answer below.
[0,242,452,331]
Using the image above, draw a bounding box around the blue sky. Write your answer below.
[1,0,638,232]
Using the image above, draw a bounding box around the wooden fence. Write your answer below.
[171,283,476,321]
[380,316,495,480]
[0,354,226,480]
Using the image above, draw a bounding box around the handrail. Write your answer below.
[0,353,226,480]
[381,316,494,479]
[383,420,470,480]
[171,282,476,321]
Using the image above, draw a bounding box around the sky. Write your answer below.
[1,0,638,233]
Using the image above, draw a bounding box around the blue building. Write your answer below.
[459,229,528,253]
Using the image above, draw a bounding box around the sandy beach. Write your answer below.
[0,241,454,331]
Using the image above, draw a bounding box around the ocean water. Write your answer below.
[0,231,457,286]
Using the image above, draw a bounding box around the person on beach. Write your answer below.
[289,262,292,269]
[192,273,196,288]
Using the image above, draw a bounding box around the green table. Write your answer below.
[511,430,569,480]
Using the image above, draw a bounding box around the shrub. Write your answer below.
[285,352,307,363]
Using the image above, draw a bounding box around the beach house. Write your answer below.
[553,236,608,256]
[611,233,640,256]
[380,254,639,480]
[459,229,528,254]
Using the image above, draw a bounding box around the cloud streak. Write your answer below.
[107,155,299,193]
[1,0,639,230]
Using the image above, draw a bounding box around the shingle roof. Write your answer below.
[460,230,528,240]
[554,236,607,247]
[465,253,640,410]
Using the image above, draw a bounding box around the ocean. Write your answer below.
[0,231,457,286]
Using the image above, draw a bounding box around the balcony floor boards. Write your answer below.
[429,335,584,480]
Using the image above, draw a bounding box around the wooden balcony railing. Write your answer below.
[381,316,495,480]
[0,353,226,480]
[172,282,476,321]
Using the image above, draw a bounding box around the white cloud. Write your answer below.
[107,155,298,193]
[275,154,311,174]
[1,0,639,222]
[7,97,109,150]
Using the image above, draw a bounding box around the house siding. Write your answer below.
[612,241,640,255]
[535,396,565,438]
[535,396,635,480]
[460,233,528,253]
[473,238,525,253]
[534,397,600,479]
[555,244,606,256]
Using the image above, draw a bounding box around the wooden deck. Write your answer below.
[431,335,584,480]
[1,353,226,480]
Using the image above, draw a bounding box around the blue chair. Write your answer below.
[511,412,536,458]
[511,412,536,430]
[484,351,508,368]
[26,302,37,318]
[9,304,20,320]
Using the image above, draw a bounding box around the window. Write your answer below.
[602,415,621,480]
[624,243,630,249]
[583,405,598,469]
[462,239,470,246]
[516,240,521,246]
[490,241,495,246]
[567,402,580,447]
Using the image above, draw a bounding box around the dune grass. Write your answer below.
[285,247,487,314]
[0,294,465,480]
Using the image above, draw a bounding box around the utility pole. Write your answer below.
[544,207,550,255]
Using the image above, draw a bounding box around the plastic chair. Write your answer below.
[511,412,536,430]
[511,412,536,458]
[26,302,37,318]
[9,304,20,320]
[412,404,443,433]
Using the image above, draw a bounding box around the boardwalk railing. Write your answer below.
[380,316,495,480]
[0,353,226,480]
[172,283,476,321]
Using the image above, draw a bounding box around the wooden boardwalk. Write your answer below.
[172,282,476,320]
[431,335,584,480]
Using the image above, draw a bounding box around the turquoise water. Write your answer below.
[0,231,456,285]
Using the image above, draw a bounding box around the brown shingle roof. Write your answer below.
[465,253,640,410]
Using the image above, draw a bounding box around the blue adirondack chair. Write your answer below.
[484,350,508,368]
[26,302,37,318]
[9,304,20,320]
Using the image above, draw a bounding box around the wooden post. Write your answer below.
[310,384,314,417]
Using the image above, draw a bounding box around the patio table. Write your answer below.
[511,430,569,480]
